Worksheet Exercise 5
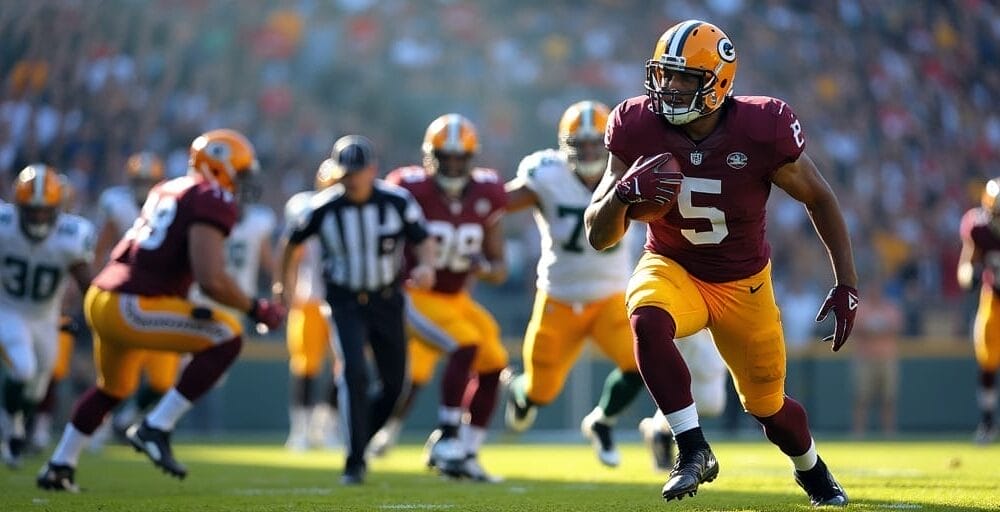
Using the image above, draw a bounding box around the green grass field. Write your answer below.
[2,439,998,511]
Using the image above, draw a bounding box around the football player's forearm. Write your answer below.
[201,274,253,313]
[415,237,438,268]
[806,195,857,288]
[274,238,296,304]
[585,192,629,251]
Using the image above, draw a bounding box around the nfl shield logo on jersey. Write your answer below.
[690,151,703,166]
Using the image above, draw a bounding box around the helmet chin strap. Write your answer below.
[662,93,703,125]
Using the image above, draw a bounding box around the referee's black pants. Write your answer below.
[328,286,408,471]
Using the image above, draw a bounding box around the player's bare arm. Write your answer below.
[257,234,275,292]
[503,178,540,213]
[68,261,92,294]
[274,235,299,306]
[94,219,119,265]
[771,152,857,288]
[957,238,982,290]
[584,155,629,251]
[190,222,253,312]
[477,217,507,284]
[410,237,438,289]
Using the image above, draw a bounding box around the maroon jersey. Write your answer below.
[961,207,1000,290]
[93,175,238,297]
[606,95,806,282]
[386,166,507,294]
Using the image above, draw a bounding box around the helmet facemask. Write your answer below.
[561,136,607,179]
[19,204,58,241]
[427,150,472,197]
[645,62,718,125]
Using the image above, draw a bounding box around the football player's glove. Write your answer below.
[815,284,859,352]
[248,298,286,331]
[614,153,683,206]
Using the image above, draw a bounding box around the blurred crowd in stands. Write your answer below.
[1,0,997,344]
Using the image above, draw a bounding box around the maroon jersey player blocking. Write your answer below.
[958,183,1000,444]
[38,130,285,491]
[584,20,857,506]
[373,113,509,482]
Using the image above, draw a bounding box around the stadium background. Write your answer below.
[0,0,996,435]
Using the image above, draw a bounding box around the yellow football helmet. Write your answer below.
[422,114,479,196]
[125,151,164,204]
[13,164,62,240]
[558,101,610,179]
[982,178,1000,214]
[645,19,737,125]
[189,129,260,196]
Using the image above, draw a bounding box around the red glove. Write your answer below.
[814,285,859,352]
[248,298,286,331]
[614,153,684,206]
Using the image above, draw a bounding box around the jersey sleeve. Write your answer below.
[187,185,238,236]
[768,98,806,169]
[287,199,324,245]
[483,179,508,227]
[605,100,642,166]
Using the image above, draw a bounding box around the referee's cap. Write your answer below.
[323,135,376,180]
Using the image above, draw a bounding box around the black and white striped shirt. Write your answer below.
[288,180,429,293]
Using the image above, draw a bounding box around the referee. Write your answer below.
[277,135,437,485]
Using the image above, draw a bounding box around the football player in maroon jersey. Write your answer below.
[586,20,857,506]
[38,130,286,491]
[958,178,1000,444]
[381,114,509,482]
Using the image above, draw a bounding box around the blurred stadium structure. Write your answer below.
[1,0,998,434]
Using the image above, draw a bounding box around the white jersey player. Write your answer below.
[504,101,726,469]
[0,165,93,468]
[280,169,336,451]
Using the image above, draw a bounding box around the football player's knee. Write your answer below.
[742,391,784,418]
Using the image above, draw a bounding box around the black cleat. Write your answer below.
[126,421,187,479]
[36,462,79,492]
[661,445,719,501]
[2,436,25,469]
[457,453,503,483]
[794,457,848,507]
[341,462,366,485]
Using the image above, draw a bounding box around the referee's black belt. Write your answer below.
[327,285,398,305]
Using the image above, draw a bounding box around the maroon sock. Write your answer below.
[630,306,694,413]
[69,387,121,435]
[175,337,242,402]
[465,370,501,428]
[441,346,477,408]
[37,378,58,414]
[753,396,813,457]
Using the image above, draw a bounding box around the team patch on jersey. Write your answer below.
[474,198,492,218]
[727,152,748,169]
[690,151,704,166]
